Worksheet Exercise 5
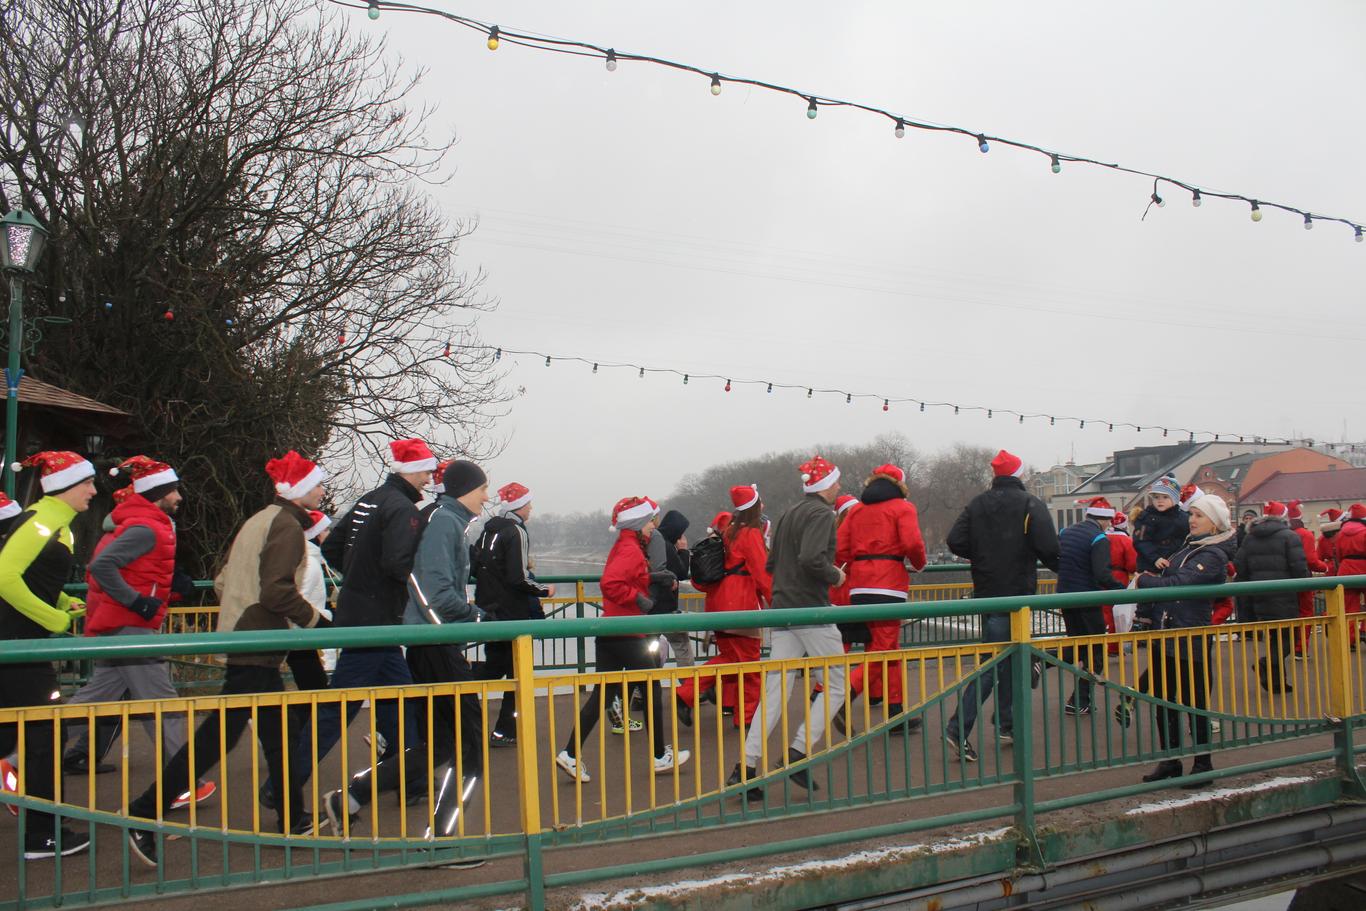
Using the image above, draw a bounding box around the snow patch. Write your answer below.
[570,827,1013,910]
[1125,775,1313,816]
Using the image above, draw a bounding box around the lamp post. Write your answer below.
[1,209,49,496]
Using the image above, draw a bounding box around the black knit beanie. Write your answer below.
[442,460,486,498]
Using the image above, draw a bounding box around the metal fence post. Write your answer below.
[575,580,588,674]
[1325,585,1366,797]
[1010,606,1045,868]
[512,634,547,909]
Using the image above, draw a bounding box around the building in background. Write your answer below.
[1238,468,1366,530]
[1189,448,1353,506]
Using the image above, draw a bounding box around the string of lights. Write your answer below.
[457,342,1357,452]
[336,0,1365,241]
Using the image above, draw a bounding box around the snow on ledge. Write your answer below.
[1124,776,1313,816]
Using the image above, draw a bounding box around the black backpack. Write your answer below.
[689,533,729,585]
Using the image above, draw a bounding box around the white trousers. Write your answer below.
[743,625,846,767]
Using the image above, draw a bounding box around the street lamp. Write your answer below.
[1,209,50,496]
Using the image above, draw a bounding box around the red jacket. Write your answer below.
[1319,532,1340,575]
[1293,525,1329,573]
[836,488,927,599]
[694,526,772,615]
[84,494,175,635]
[600,530,650,632]
[1335,520,1366,590]
[1105,530,1137,586]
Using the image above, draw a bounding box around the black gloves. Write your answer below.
[635,593,655,613]
[129,595,165,621]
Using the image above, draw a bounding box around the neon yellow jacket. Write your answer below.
[0,496,81,636]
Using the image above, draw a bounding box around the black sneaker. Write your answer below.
[259,781,278,812]
[1030,659,1042,690]
[944,734,978,762]
[489,729,517,748]
[62,755,116,775]
[786,748,820,791]
[726,763,763,802]
[288,814,321,836]
[128,827,158,867]
[1063,700,1091,716]
[674,694,693,728]
[24,827,91,860]
[1114,697,1134,729]
[324,789,359,835]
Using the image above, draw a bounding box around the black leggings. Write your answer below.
[566,637,665,759]
[1153,654,1209,755]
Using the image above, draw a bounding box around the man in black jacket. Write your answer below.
[1235,500,1309,694]
[943,450,1059,761]
[1055,498,1124,714]
[474,481,552,746]
[296,438,435,794]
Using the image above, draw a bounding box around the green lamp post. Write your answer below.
[1,209,49,496]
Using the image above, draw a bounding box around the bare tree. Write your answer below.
[0,0,507,570]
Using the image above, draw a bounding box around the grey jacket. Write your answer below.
[403,496,485,626]
[766,494,841,610]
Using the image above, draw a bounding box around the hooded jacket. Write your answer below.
[835,477,927,598]
[323,474,423,627]
[946,476,1060,598]
[646,510,691,614]
[1233,517,1310,619]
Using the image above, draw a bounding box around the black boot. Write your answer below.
[726,762,763,802]
[1142,760,1183,783]
[884,704,923,733]
[786,748,820,791]
[1181,756,1213,790]
[674,693,693,728]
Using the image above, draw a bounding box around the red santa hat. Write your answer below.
[498,482,533,514]
[991,450,1024,478]
[1320,507,1344,524]
[11,451,95,494]
[611,495,655,532]
[1286,499,1305,521]
[1349,503,1366,521]
[1078,496,1116,519]
[708,510,733,535]
[1108,510,1129,533]
[0,492,18,521]
[1263,500,1289,519]
[1179,483,1204,510]
[265,450,325,500]
[431,460,453,494]
[109,455,179,495]
[871,464,905,485]
[645,496,661,517]
[304,510,331,541]
[730,484,760,511]
[389,438,437,474]
[835,494,860,516]
[799,456,840,493]
[111,487,134,506]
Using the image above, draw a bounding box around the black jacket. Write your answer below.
[1136,530,1236,656]
[946,476,1060,598]
[472,513,551,621]
[1234,517,1309,619]
[1057,518,1122,594]
[323,474,423,627]
[647,510,691,614]
[1132,506,1190,573]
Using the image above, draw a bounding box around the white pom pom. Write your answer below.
[800,473,811,482]
[275,481,290,494]
[109,466,121,477]
[9,462,22,473]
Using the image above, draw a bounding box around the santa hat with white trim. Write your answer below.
[0,492,18,521]
[1263,500,1289,519]
[1108,510,1129,533]
[109,455,179,498]
[389,438,437,474]
[990,450,1024,478]
[730,484,760,511]
[264,450,325,501]
[1286,499,1306,521]
[871,463,905,485]
[431,460,453,494]
[799,456,840,493]
[12,451,95,494]
[1078,496,1116,519]
[835,494,860,516]
[1179,483,1204,511]
[304,510,331,541]
[611,495,655,532]
[1349,503,1366,521]
[498,482,533,515]
[1320,507,1344,526]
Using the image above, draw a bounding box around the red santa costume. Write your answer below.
[1334,503,1366,642]
[1101,504,1138,652]
[1318,508,1344,576]
[836,464,927,715]
[675,488,772,725]
[1286,500,1329,656]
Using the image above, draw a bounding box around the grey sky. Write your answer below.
[364,1,1364,514]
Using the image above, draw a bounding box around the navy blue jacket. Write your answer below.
[1057,519,1123,594]
[1233,518,1308,619]
[1132,505,1190,573]
[1136,531,1236,657]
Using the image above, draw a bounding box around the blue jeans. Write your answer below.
[289,647,413,788]
[946,613,1014,740]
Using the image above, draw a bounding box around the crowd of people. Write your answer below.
[0,441,1363,862]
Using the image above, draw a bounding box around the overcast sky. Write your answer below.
[362,1,1365,514]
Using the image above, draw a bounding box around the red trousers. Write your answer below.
[676,634,761,725]
[1294,590,1316,654]
[848,619,903,707]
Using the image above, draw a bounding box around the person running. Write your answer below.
[675,489,772,727]
[1131,476,1190,630]
[0,451,96,859]
[325,460,491,839]
[730,457,847,798]
[942,450,1059,761]
[474,481,553,748]
[647,509,694,671]
[126,450,331,865]
[556,496,689,783]
[0,492,19,537]
[1055,497,1124,714]
[836,465,927,733]
[59,456,215,809]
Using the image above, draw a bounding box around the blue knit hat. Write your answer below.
[1150,475,1180,501]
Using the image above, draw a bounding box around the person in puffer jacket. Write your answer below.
[1135,493,1236,789]
[834,465,927,733]
[1234,501,1308,694]
[1131,476,1189,629]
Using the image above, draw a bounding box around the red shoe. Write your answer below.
[1,758,18,817]
[171,780,217,811]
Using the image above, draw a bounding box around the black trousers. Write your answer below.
[1061,606,1107,707]
[0,663,61,836]
[129,665,300,831]
[566,637,664,759]
[480,640,517,736]
[1253,604,1296,689]
[1153,654,1209,756]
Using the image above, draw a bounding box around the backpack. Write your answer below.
[689,533,729,585]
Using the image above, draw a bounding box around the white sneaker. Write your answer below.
[653,747,690,774]
[1209,718,1222,734]
[555,750,591,783]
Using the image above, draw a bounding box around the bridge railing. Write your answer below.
[0,575,1362,911]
